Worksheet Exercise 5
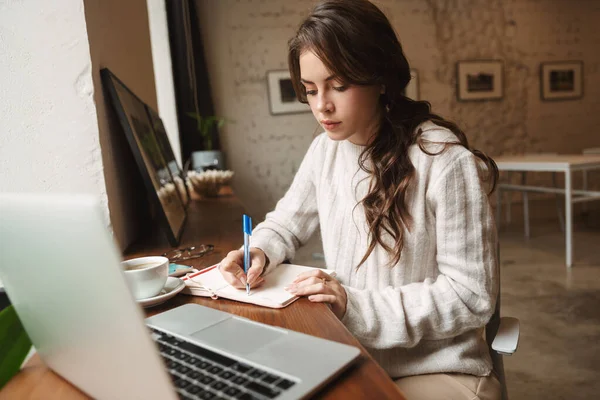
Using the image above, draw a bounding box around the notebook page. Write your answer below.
[196,264,335,306]
[191,266,230,292]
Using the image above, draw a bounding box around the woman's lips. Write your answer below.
[322,121,341,130]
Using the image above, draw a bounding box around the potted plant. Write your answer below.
[186,113,228,172]
[0,305,32,389]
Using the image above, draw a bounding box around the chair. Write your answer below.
[486,246,520,400]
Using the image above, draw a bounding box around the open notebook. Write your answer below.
[181,263,336,309]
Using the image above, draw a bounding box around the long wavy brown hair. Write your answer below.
[288,0,498,268]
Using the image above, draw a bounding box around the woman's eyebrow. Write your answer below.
[300,75,336,84]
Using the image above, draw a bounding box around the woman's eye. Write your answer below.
[333,85,348,92]
[305,89,317,96]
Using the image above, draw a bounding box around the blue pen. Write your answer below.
[243,214,252,295]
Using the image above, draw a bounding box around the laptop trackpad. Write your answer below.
[190,317,285,355]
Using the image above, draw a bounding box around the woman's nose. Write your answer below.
[316,93,333,113]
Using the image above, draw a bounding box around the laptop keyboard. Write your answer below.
[149,327,297,400]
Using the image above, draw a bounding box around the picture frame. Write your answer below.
[402,68,419,100]
[456,60,504,101]
[540,61,583,101]
[101,68,186,246]
[266,70,311,115]
[145,106,190,208]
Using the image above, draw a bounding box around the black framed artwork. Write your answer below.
[145,106,190,208]
[456,60,504,101]
[540,61,583,101]
[101,68,186,246]
[266,70,311,115]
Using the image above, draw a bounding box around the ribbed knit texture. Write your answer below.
[251,121,498,378]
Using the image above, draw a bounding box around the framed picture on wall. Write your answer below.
[266,70,311,115]
[145,106,190,208]
[101,68,186,247]
[540,61,583,101]
[402,68,420,100]
[456,60,504,101]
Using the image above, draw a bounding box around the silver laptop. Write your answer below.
[0,193,360,400]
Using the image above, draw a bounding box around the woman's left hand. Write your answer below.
[285,270,347,319]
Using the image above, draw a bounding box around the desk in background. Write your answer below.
[495,154,600,267]
[0,190,403,400]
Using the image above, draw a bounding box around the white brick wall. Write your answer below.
[196,0,600,219]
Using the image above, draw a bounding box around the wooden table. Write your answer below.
[0,190,403,400]
[495,154,600,267]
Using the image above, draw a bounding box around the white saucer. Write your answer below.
[137,277,185,308]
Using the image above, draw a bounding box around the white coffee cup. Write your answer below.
[122,256,169,300]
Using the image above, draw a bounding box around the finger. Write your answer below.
[294,276,325,289]
[225,249,244,264]
[293,269,329,284]
[285,282,328,296]
[232,276,264,292]
[307,294,337,304]
[246,265,263,286]
[219,258,244,277]
[250,277,266,289]
[220,251,243,273]
[246,252,266,285]
[223,268,247,289]
[219,260,247,289]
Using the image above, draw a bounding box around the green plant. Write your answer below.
[186,112,228,151]
[0,305,32,389]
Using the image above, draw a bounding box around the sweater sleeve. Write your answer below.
[250,135,322,268]
[340,152,498,349]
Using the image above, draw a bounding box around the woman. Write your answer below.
[218,0,501,398]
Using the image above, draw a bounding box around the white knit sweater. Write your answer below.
[251,121,498,378]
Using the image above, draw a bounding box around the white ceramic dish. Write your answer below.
[122,256,169,300]
[137,277,185,308]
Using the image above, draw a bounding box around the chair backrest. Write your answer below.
[486,244,508,400]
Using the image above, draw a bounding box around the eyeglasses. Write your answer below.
[162,244,214,262]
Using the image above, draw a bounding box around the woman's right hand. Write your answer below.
[218,247,267,290]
